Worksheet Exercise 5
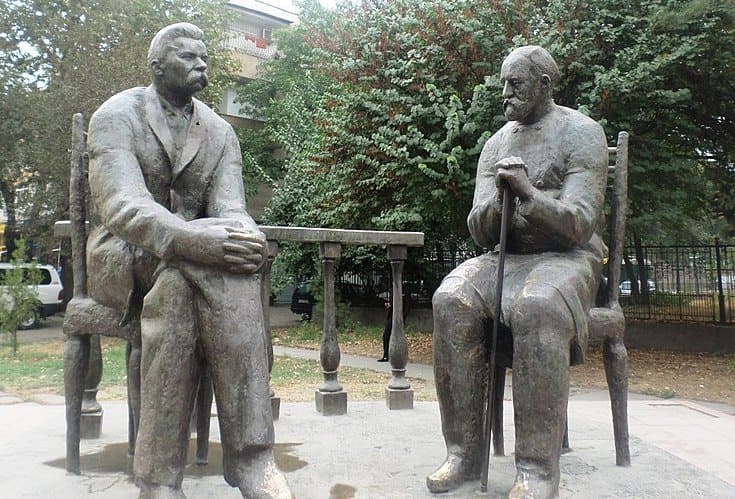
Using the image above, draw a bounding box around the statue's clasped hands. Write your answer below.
[495,156,533,202]
[221,227,267,274]
[175,224,267,274]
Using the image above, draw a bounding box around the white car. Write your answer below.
[0,263,64,329]
[619,279,656,297]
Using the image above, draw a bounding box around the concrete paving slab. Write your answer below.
[1,395,734,499]
[3,319,735,498]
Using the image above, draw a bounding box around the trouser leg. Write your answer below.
[382,322,391,359]
[134,268,200,489]
[509,285,574,496]
[430,278,489,479]
[195,274,274,487]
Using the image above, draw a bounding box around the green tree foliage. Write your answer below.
[0,240,41,354]
[0,0,236,253]
[245,0,735,265]
[526,0,735,243]
[254,0,508,247]
[241,0,511,284]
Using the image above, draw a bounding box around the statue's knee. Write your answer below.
[510,286,573,339]
[432,279,480,315]
[432,280,487,347]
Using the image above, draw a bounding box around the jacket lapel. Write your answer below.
[173,99,206,181]
[144,86,177,168]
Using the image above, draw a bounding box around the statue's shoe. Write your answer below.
[137,483,187,499]
[508,467,559,499]
[235,449,294,499]
[426,453,475,493]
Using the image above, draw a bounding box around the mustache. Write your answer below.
[503,98,524,109]
[189,71,209,85]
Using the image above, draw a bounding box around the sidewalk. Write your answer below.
[2,346,735,498]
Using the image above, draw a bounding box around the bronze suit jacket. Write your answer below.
[85,85,259,313]
[468,105,608,257]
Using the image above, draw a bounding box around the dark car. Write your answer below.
[290,280,385,320]
[290,282,318,320]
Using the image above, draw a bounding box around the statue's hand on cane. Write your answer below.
[495,157,532,202]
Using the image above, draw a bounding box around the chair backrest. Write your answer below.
[603,131,629,309]
[68,113,89,299]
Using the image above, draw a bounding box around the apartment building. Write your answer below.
[218,1,298,220]
[220,0,298,129]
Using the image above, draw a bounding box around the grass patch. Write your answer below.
[272,356,325,384]
[0,337,436,402]
[0,338,129,398]
[272,321,385,346]
[641,386,678,399]
[272,322,434,365]
[0,341,65,394]
[272,355,435,402]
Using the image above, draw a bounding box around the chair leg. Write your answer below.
[64,334,90,474]
[562,415,571,453]
[491,365,506,456]
[126,328,142,456]
[195,367,214,465]
[82,335,103,414]
[603,335,631,466]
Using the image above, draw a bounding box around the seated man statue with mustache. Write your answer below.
[85,22,293,499]
[427,45,608,499]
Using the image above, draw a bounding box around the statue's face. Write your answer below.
[499,55,545,123]
[158,37,209,97]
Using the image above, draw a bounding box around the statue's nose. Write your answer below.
[502,81,513,99]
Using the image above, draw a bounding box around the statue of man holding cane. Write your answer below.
[427,46,608,498]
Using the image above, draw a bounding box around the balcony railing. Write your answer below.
[223,31,279,58]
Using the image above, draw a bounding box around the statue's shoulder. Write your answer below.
[554,106,607,166]
[91,87,146,125]
[555,105,605,136]
[482,121,514,152]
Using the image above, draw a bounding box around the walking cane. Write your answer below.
[480,185,512,493]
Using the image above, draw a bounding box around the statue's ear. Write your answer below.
[151,59,163,77]
[541,73,552,89]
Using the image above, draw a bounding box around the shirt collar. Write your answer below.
[157,93,194,121]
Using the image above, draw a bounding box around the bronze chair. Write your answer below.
[62,113,142,473]
[489,131,631,468]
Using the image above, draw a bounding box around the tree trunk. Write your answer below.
[0,180,17,261]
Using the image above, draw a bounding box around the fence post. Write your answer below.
[675,247,682,321]
[260,240,280,419]
[386,245,413,410]
[315,241,347,415]
[715,238,727,323]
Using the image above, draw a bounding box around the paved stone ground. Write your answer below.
[3,310,735,498]
[2,385,735,498]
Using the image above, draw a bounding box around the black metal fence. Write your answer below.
[619,240,735,324]
[338,240,735,324]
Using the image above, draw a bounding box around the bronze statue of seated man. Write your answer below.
[427,45,608,499]
[85,22,293,499]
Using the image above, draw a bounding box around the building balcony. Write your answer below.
[224,30,279,59]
